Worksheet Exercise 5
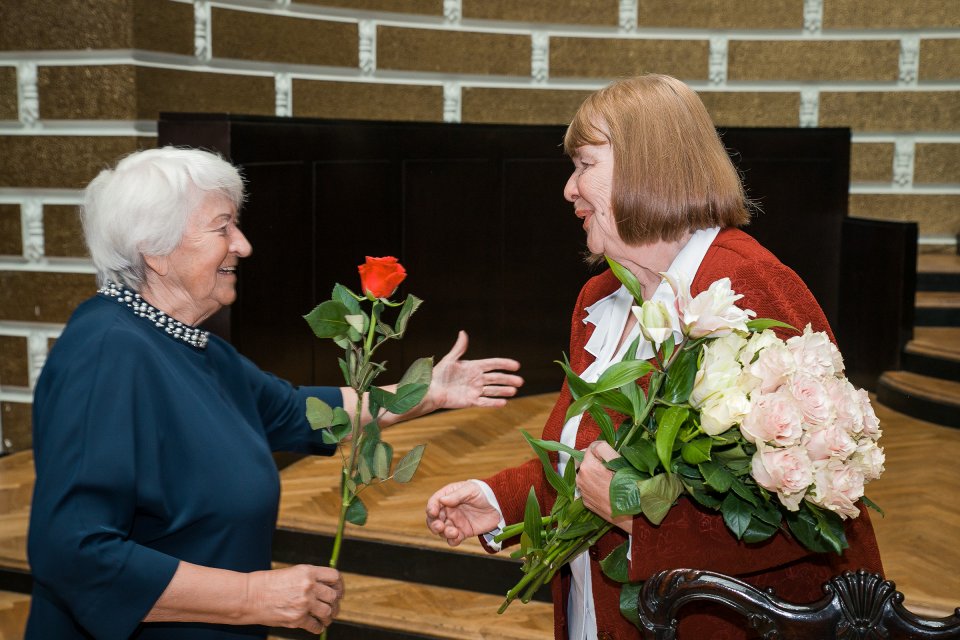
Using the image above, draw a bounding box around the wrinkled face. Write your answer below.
[563,140,630,262]
[161,192,252,323]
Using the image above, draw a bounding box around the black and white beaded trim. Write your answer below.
[98,281,209,349]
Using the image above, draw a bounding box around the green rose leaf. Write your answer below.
[303,300,352,339]
[394,294,424,338]
[741,517,779,543]
[721,492,753,539]
[399,356,433,387]
[785,505,833,553]
[599,540,630,584]
[523,487,543,549]
[699,459,735,493]
[638,472,683,525]
[345,496,368,526]
[374,441,392,479]
[655,406,688,473]
[306,396,334,430]
[619,581,644,630]
[332,283,362,314]
[619,440,659,475]
[377,383,429,415]
[321,422,352,445]
[730,476,759,507]
[344,313,366,338]
[681,436,712,464]
[610,467,644,517]
[358,457,373,485]
[393,444,425,483]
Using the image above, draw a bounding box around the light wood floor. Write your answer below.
[0,392,957,639]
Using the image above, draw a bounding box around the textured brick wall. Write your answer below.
[0,0,958,450]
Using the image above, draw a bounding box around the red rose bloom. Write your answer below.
[358,256,407,298]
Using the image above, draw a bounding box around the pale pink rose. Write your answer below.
[746,341,796,394]
[690,333,747,408]
[751,444,813,511]
[787,325,843,378]
[740,388,804,447]
[802,423,857,461]
[825,377,864,435]
[857,389,882,439]
[789,374,833,427]
[699,390,752,436]
[664,273,755,339]
[808,460,864,519]
[852,441,886,481]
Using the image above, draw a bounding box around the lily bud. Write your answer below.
[631,300,672,350]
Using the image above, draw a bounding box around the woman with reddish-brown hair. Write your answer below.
[425,74,883,639]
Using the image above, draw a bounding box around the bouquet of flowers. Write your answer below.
[303,256,429,636]
[496,258,884,620]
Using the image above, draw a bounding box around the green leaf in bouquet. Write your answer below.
[522,431,573,500]
[721,493,753,539]
[595,360,655,394]
[556,521,601,540]
[345,495,368,525]
[374,441,392,479]
[394,294,424,338]
[682,477,722,509]
[746,318,797,333]
[712,443,749,461]
[619,379,643,421]
[674,460,701,479]
[393,444,425,483]
[306,396,334,430]
[610,467,644,517]
[751,497,783,527]
[660,333,676,364]
[655,406,688,473]
[698,459,735,493]
[523,487,543,549]
[304,300,352,339]
[784,503,844,554]
[681,437,712,464]
[525,437,585,463]
[619,582,644,630]
[557,355,594,400]
[741,517,780,543]
[606,256,645,303]
[624,333,643,362]
[811,504,848,554]
[661,346,699,404]
[729,476,759,507]
[599,540,630,583]
[596,390,636,417]
[638,473,683,524]
[860,494,884,517]
[620,440,660,475]
[588,406,617,446]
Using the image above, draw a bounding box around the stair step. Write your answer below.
[915,291,960,326]
[877,371,960,429]
[903,327,960,380]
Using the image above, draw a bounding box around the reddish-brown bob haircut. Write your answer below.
[564,74,750,245]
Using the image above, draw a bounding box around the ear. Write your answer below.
[143,253,169,277]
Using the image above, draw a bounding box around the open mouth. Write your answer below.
[218,266,237,275]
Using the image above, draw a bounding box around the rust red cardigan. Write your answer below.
[483,228,883,639]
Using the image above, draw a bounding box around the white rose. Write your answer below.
[690,333,747,408]
[699,389,752,435]
[852,441,885,481]
[746,340,796,394]
[664,273,755,339]
[739,330,782,367]
[857,389,882,440]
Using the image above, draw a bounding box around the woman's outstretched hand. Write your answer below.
[425,480,502,547]
[428,330,523,410]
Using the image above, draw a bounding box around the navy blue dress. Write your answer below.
[26,293,340,639]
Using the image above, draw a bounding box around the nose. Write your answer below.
[563,170,578,203]
[231,226,253,258]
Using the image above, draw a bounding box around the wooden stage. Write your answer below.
[0,393,957,638]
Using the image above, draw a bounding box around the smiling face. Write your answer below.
[563,140,632,263]
[145,192,252,325]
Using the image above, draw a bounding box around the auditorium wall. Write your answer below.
[1,0,958,451]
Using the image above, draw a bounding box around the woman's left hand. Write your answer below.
[577,441,632,533]
[427,330,523,410]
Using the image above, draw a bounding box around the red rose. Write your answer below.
[358,256,407,298]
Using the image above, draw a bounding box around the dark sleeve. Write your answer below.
[28,335,180,640]
[238,353,342,455]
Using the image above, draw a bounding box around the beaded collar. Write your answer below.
[98,281,209,349]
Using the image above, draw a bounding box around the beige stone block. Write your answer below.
[298,0,442,13]
[0,0,132,51]
[212,8,357,67]
[136,68,275,120]
[0,205,20,255]
[43,205,88,258]
[378,27,530,76]
[700,92,799,127]
[0,136,153,189]
[292,80,443,122]
[1,402,32,451]
[849,195,960,236]
[915,143,960,185]
[0,67,17,120]
[638,0,800,29]
[463,0,618,26]
[0,336,28,388]
[461,87,591,125]
[551,37,708,80]
[133,0,193,56]
[920,39,960,81]
[824,0,960,29]
[0,272,96,323]
[39,65,137,120]
[820,92,960,133]
[850,143,894,183]
[729,41,899,82]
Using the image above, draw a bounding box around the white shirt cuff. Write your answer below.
[469,479,506,551]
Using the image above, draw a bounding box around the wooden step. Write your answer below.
[0,591,30,640]
[903,327,960,380]
[877,371,960,428]
[915,291,960,326]
[917,252,960,294]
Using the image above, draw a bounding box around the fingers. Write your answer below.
[587,440,618,463]
[441,330,469,363]
[475,357,522,372]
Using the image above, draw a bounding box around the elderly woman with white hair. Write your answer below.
[26,146,523,640]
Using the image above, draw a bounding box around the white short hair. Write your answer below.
[81,146,245,289]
